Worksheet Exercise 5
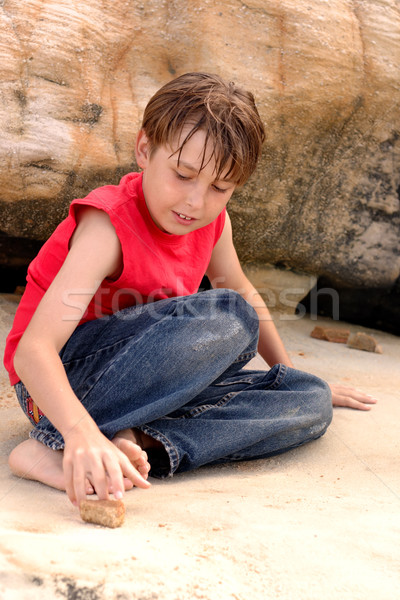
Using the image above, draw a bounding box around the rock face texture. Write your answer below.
[0,0,399,290]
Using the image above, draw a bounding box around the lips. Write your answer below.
[173,211,196,223]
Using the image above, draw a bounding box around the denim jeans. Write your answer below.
[15,289,333,478]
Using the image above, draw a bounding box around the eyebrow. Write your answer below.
[175,159,236,184]
[176,160,198,173]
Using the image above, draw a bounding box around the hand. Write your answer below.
[329,383,377,411]
[62,422,150,507]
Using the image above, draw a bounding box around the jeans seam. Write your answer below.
[177,364,288,419]
[61,338,130,368]
[172,391,238,419]
[214,376,257,386]
[232,349,257,364]
[269,363,287,389]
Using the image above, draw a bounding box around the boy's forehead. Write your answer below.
[167,127,235,182]
[179,159,236,184]
[174,157,235,184]
[169,125,209,155]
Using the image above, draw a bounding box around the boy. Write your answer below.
[4,72,375,508]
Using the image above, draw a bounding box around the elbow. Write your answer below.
[13,335,44,381]
[13,337,32,381]
[14,333,59,381]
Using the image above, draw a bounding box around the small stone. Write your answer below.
[310,326,350,343]
[347,332,383,353]
[80,499,125,528]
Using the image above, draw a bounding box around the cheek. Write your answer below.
[211,195,230,213]
[204,202,227,223]
[162,173,181,195]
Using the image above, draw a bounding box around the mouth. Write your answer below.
[173,211,196,222]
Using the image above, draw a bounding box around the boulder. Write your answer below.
[0,0,399,290]
[242,264,317,316]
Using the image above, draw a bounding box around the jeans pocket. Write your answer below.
[14,382,46,425]
[214,364,286,390]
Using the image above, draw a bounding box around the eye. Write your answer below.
[212,184,230,194]
[175,171,190,181]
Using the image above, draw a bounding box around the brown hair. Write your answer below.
[141,72,265,186]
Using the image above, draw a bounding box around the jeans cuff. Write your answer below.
[138,425,180,478]
[29,429,65,451]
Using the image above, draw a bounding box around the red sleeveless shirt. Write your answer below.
[4,172,226,384]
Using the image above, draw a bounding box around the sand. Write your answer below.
[0,293,399,599]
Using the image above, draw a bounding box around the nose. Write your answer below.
[186,184,207,210]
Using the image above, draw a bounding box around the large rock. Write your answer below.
[0,0,399,289]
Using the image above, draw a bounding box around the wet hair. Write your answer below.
[140,72,265,186]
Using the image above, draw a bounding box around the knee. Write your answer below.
[214,288,259,351]
[206,288,259,338]
[174,289,259,354]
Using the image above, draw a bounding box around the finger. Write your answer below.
[112,440,152,486]
[345,399,372,411]
[139,462,151,477]
[120,456,151,490]
[103,455,125,500]
[63,454,77,506]
[358,395,378,405]
[88,458,110,501]
[132,450,151,478]
[331,384,358,393]
[337,387,377,404]
[330,385,378,406]
[73,457,90,507]
[135,449,148,467]
[108,476,134,494]
[339,393,377,406]
[333,394,373,411]
[113,437,149,469]
[85,478,95,495]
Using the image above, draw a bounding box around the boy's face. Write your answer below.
[135,126,236,235]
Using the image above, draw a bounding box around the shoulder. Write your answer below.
[69,207,123,279]
[71,172,141,212]
[71,206,119,242]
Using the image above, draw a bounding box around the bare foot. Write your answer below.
[111,428,151,482]
[8,438,93,492]
[8,438,134,494]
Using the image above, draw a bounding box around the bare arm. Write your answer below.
[206,213,293,368]
[14,207,150,505]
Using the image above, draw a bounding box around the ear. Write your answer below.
[135,129,151,169]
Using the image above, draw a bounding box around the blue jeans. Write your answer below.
[15,289,333,478]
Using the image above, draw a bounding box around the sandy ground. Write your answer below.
[0,293,399,600]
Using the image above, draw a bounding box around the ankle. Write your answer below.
[134,429,164,451]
